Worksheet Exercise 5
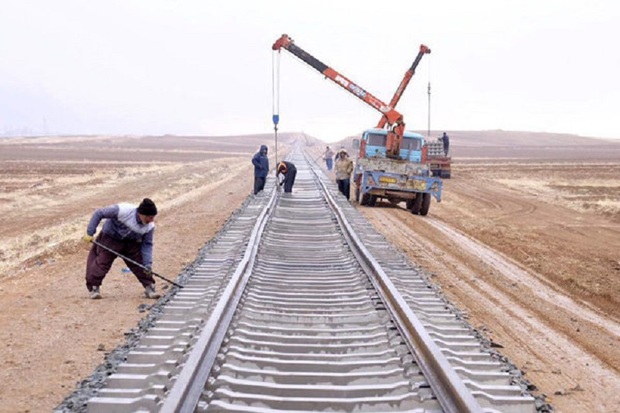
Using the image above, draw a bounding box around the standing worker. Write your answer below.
[82,198,161,299]
[439,132,450,156]
[324,146,334,171]
[276,160,297,193]
[335,149,354,200]
[252,144,269,195]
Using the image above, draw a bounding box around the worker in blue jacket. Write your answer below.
[251,145,269,194]
[439,132,450,156]
[81,198,160,300]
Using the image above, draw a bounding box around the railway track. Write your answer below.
[81,148,537,413]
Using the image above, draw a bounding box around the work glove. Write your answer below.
[82,234,93,244]
[144,266,153,276]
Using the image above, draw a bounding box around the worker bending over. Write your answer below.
[276,160,297,193]
[82,198,161,300]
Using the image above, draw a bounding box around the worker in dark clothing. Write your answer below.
[82,198,160,300]
[251,144,269,194]
[439,132,450,156]
[276,160,297,193]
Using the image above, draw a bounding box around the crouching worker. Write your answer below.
[82,198,161,300]
[276,160,297,193]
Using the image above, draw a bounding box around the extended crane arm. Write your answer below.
[377,44,431,129]
[272,34,404,132]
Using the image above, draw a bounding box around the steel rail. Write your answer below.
[160,189,279,413]
[308,153,484,413]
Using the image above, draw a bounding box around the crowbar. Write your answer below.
[91,239,184,288]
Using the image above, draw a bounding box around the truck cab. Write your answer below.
[362,128,424,162]
[353,128,442,215]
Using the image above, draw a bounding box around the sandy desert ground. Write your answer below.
[0,131,619,413]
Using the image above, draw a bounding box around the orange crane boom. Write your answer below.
[377,44,431,129]
[272,34,405,157]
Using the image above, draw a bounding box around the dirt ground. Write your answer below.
[0,132,619,413]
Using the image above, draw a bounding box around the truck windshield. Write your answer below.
[402,138,421,151]
[367,133,387,147]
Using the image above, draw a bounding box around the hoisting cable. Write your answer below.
[272,49,281,168]
[427,54,432,139]
[426,57,431,140]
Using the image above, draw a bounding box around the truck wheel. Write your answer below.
[420,193,431,216]
[406,199,414,210]
[410,195,423,214]
[360,193,370,206]
[368,195,377,207]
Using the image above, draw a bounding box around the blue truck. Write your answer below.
[353,128,442,215]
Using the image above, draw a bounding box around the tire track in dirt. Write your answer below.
[425,217,619,337]
[453,180,538,221]
[358,205,620,413]
[435,174,620,320]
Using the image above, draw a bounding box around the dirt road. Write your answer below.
[357,160,620,413]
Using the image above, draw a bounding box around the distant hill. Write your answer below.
[323,130,620,161]
[432,130,616,147]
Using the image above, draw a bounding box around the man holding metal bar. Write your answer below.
[82,198,161,299]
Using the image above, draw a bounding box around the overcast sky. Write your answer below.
[1,0,618,142]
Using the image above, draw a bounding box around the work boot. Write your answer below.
[89,286,102,299]
[144,284,160,299]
